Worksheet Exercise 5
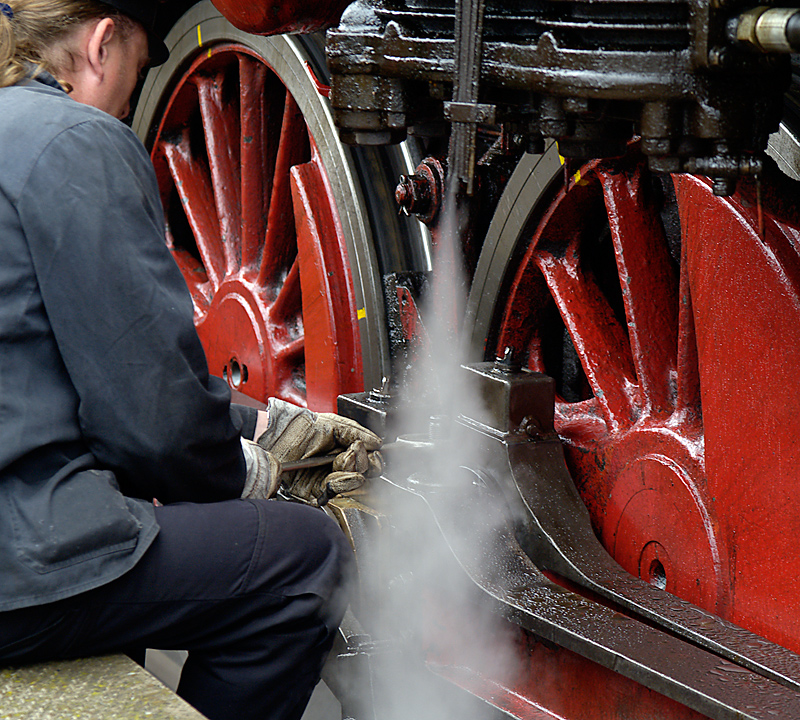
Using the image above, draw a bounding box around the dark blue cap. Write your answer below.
[101,0,168,66]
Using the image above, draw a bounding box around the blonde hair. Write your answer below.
[0,0,134,89]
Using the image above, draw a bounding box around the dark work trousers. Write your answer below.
[0,498,354,720]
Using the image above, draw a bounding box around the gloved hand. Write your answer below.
[256,398,383,505]
[239,438,281,500]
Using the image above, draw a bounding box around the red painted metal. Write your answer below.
[291,155,361,411]
[303,62,331,99]
[396,286,423,345]
[210,0,350,36]
[150,45,362,410]
[677,172,800,653]
[492,155,800,662]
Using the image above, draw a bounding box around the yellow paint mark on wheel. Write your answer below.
[558,150,583,184]
[357,308,367,320]
[197,25,212,57]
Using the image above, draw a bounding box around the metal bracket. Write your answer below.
[447,0,487,196]
[443,101,496,125]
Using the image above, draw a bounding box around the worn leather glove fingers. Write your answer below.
[240,439,282,500]
[333,440,369,474]
[333,442,384,477]
[279,468,317,502]
[315,471,366,506]
[367,450,383,478]
[317,413,383,451]
[280,467,359,504]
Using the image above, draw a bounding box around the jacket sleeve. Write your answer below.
[230,404,259,440]
[17,117,246,503]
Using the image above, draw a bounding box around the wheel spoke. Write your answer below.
[160,132,225,290]
[275,335,304,364]
[536,240,638,433]
[555,398,609,446]
[258,91,309,288]
[291,157,362,410]
[239,56,269,271]
[172,250,211,308]
[531,181,636,431]
[676,236,701,415]
[269,258,301,322]
[165,226,211,318]
[196,72,242,275]
[599,165,679,415]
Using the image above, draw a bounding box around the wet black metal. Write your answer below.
[445,0,488,195]
[326,0,791,193]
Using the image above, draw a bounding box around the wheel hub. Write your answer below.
[196,279,286,400]
[602,433,722,611]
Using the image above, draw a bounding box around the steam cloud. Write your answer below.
[346,188,524,720]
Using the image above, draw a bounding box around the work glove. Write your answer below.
[240,438,282,500]
[256,398,383,506]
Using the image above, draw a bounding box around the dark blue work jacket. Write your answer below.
[0,73,252,611]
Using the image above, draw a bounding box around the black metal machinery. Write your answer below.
[326,0,800,194]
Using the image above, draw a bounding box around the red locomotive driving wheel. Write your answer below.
[133,1,401,411]
[468,143,800,653]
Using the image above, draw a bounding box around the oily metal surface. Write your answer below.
[393,471,800,720]
[500,436,800,694]
[326,0,788,190]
